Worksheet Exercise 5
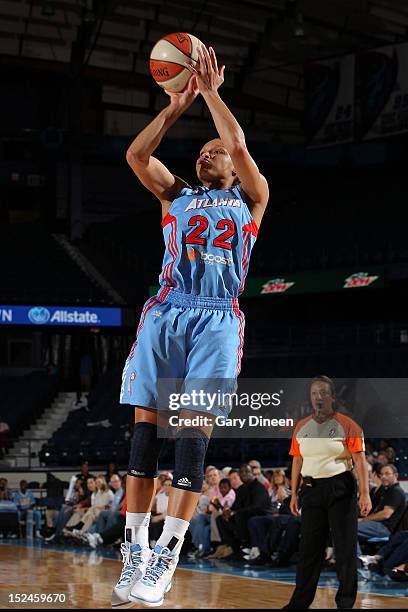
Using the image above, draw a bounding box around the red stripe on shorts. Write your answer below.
[129,297,158,359]
[232,299,245,376]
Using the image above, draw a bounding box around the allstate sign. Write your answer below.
[0,305,122,327]
[28,307,51,324]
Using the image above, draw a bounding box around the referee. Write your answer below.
[283,376,372,610]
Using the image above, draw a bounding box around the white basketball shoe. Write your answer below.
[111,542,150,608]
[128,542,182,607]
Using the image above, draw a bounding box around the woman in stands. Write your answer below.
[112,43,269,608]
[149,477,172,547]
[73,475,113,533]
[270,469,290,504]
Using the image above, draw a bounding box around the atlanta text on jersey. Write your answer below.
[184,197,242,211]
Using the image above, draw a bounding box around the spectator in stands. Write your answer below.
[245,474,293,563]
[76,461,94,488]
[46,478,94,541]
[365,453,375,466]
[246,491,303,566]
[0,488,19,538]
[357,464,406,551]
[0,417,10,459]
[188,481,213,557]
[62,480,94,534]
[360,531,408,573]
[210,478,236,510]
[368,462,383,493]
[365,441,375,456]
[205,465,217,478]
[193,481,210,517]
[150,477,172,546]
[78,494,128,550]
[13,480,42,538]
[216,464,271,560]
[228,469,243,491]
[388,562,408,581]
[270,469,290,504]
[13,480,36,510]
[40,473,67,532]
[155,471,173,496]
[366,463,374,489]
[376,452,389,466]
[186,479,210,556]
[384,446,396,462]
[189,468,221,557]
[71,475,114,533]
[378,439,389,452]
[207,478,236,558]
[205,467,221,498]
[105,462,120,483]
[249,460,272,494]
[265,469,274,483]
[0,478,12,501]
[208,470,231,500]
[92,474,124,534]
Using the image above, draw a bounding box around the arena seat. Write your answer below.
[0,224,108,304]
[0,371,58,442]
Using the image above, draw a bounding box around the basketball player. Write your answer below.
[112,43,269,607]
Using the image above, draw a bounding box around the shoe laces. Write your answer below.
[142,549,173,586]
[118,543,143,585]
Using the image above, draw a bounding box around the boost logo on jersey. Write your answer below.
[187,248,232,267]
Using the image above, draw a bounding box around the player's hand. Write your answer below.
[290,494,300,516]
[165,75,199,111]
[359,493,372,517]
[184,44,225,94]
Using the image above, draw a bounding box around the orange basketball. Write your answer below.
[150,32,201,93]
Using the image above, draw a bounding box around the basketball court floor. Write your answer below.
[0,540,406,609]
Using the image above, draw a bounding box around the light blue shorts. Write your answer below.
[119,288,245,416]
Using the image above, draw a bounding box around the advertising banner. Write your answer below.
[357,42,408,140]
[149,267,383,299]
[0,305,122,327]
[305,54,355,147]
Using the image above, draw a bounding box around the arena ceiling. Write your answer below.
[1,0,408,142]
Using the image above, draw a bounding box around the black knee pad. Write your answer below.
[127,421,165,479]
[173,427,210,493]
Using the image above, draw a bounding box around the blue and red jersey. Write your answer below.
[159,184,258,298]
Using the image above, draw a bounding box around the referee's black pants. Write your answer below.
[286,471,358,610]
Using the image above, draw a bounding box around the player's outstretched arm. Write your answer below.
[185,45,269,228]
[126,77,199,207]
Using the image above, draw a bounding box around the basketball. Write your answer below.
[149,32,201,93]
